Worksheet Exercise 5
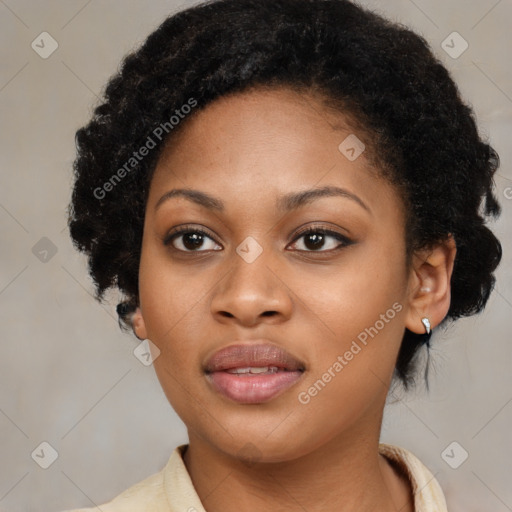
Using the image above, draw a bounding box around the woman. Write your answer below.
[66,0,502,510]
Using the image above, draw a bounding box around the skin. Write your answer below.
[132,87,456,512]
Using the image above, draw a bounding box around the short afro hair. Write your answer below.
[68,0,502,389]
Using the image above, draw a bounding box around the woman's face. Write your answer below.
[134,87,418,462]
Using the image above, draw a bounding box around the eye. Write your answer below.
[288,226,353,252]
[163,225,353,254]
[164,226,222,252]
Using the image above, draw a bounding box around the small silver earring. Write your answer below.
[421,317,431,335]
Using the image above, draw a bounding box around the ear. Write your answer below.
[405,235,457,334]
[131,307,148,340]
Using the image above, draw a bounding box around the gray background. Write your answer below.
[0,1,511,511]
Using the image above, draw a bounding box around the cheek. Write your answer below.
[138,250,210,415]
[302,240,409,388]
[308,243,406,335]
[139,242,198,334]
[293,292,406,442]
[137,233,232,424]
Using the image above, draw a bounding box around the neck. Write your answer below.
[183,421,414,512]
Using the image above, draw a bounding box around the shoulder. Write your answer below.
[63,470,166,512]
[62,446,188,512]
[379,443,448,512]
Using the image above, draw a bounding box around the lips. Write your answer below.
[204,343,305,373]
[204,342,305,404]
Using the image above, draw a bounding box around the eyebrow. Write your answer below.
[154,185,370,214]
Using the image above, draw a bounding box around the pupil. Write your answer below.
[184,233,204,250]
[305,233,324,250]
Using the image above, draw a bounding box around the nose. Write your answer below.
[210,247,293,327]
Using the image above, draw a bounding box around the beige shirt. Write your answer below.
[66,443,448,512]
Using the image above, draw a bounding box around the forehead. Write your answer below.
[148,87,400,218]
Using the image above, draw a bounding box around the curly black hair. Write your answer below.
[68,0,502,389]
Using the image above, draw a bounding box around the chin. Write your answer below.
[207,431,316,465]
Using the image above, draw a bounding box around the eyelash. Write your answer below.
[163,225,353,254]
